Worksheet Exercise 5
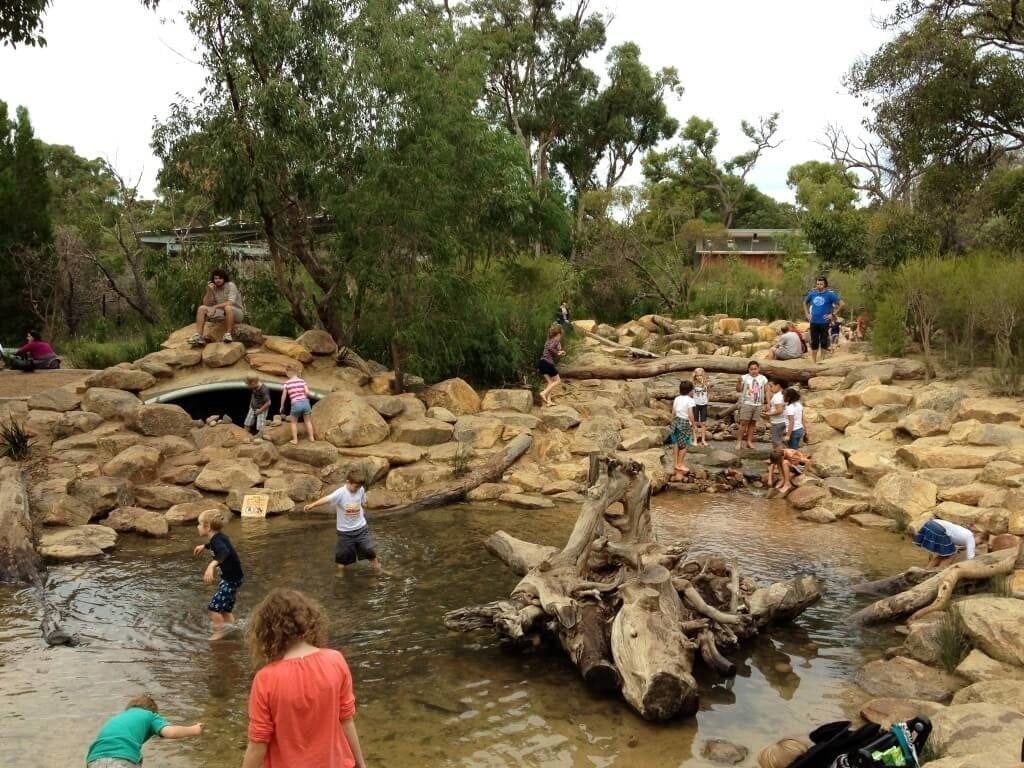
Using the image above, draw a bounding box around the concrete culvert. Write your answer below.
[145,381,321,427]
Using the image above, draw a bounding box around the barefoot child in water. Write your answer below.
[281,366,316,445]
[86,693,202,767]
[767,447,810,495]
[304,470,382,572]
[192,509,244,639]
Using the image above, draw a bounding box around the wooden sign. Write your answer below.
[241,494,270,519]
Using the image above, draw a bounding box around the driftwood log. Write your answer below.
[443,457,822,720]
[850,545,1021,626]
[371,433,533,520]
[581,329,660,359]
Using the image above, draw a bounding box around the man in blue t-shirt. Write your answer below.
[804,276,844,364]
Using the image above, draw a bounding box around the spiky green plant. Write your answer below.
[0,418,32,461]
[936,605,970,673]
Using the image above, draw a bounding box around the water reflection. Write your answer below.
[0,491,919,767]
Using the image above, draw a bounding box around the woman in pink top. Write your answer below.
[3,329,59,372]
[242,589,368,768]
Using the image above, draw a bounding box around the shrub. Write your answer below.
[936,605,970,673]
[870,298,907,357]
[0,418,32,461]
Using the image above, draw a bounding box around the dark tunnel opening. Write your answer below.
[151,383,321,431]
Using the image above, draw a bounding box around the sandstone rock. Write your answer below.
[809,443,848,477]
[899,409,953,438]
[28,386,81,412]
[142,347,203,368]
[52,410,104,439]
[571,417,620,455]
[261,335,313,364]
[808,376,845,391]
[38,525,117,560]
[958,597,1024,666]
[425,406,457,423]
[956,648,1024,684]
[231,324,265,347]
[96,429,144,456]
[85,366,156,392]
[872,472,937,522]
[466,482,514,501]
[127,403,194,438]
[499,492,555,509]
[385,462,448,492]
[507,469,547,493]
[844,363,895,387]
[480,389,534,414]
[102,506,169,537]
[854,656,965,702]
[246,351,301,376]
[311,394,390,448]
[234,440,278,468]
[266,473,323,502]
[102,445,161,483]
[166,500,228,526]
[453,415,504,449]
[422,378,481,415]
[930,501,1007,534]
[488,410,541,430]
[929,703,1024,763]
[321,456,389,487]
[913,385,966,413]
[897,442,1003,470]
[939,483,1002,506]
[363,395,405,419]
[859,698,945,729]
[389,417,454,447]
[952,421,1024,448]
[337,442,426,466]
[852,384,914,409]
[81,387,141,420]
[799,506,837,523]
[279,441,338,468]
[958,398,1020,424]
[65,476,131,517]
[787,484,830,510]
[138,359,174,379]
[618,426,666,452]
[952,679,1024,711]
[822,409,862,432]
[848,451,897,484]
[194,458,262,492]
[190,423,250,451]
[296,329,338,356]
[915,468,982,488]
[700,739,747,765]
[201,341,245,367]
[540,404,582,430]
[902,614,944,664]
[363,488,405,509]
[849,512,898,530]
[226,486,294,515]
[979,460,1024,488]
[823,477,871,501]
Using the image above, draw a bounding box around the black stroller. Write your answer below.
[788,717,931,767]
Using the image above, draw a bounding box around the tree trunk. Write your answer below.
[560,355,814,383]
[0,467,38,584]
[371,434,533,520]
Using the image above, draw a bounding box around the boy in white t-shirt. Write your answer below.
[735,361,768,452]
[762,380,786,447]
[670,380,697,481]
[304,470,382,572]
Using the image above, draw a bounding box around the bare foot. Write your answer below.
[290,439,299,445]
[746,442,755,450]
[679,465,689,474]
[778,483,793,495]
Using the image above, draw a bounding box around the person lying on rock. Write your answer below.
[1,329,60,371]
[767,447,809,495]
[189,267,245,346]
[913,518,984,568]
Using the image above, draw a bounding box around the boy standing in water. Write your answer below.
[86,693,202,767]
[305,470,382,572]
[192,509,244,639]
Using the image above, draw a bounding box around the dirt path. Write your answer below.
[0,369,96,400]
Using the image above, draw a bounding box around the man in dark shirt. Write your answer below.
[192,509,244,639]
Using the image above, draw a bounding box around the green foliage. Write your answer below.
[802,210,868,270]
[936,605,971,674]
[451,443,473,479]
[787,160,859,213]
[62,321,166,369]
[0,418,32,461]
[1,0,158,47]
[870,298,908,357]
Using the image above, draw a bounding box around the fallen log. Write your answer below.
[0,466,38,584]
[850,546,1020,626]
[443,456,822,720]
[851,567,936,597]
[560,355,813,383]
[581,329,660,359]
[371,433,532,519]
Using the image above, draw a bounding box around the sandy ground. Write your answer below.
[0,369,95,399]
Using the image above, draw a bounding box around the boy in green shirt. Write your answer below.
[86,693,202,767]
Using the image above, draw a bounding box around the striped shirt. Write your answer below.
[283,377,309,404]
[542,337,561,364]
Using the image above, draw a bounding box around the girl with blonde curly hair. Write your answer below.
[242,589,368,768]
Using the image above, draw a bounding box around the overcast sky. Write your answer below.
[0,0,891,201]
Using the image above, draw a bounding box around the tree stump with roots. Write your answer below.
[442,456,823,721]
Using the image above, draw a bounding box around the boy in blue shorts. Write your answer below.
[192,508,244,639]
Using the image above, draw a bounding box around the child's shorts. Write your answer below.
[694,404,708,423]
[336,526,377,565]
[244,408,267,431]
[88,760,140,768]
[208,578,242,614]
[770,422,786,445]
[290,399,312,419]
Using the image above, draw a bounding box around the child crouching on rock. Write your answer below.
[86,693,202,767]
[767,447,810,496]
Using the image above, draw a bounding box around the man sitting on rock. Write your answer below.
[767,323,803,360]
[189,268,245,346]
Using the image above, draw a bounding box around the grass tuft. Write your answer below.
[936,605,971,673]
[0,418,33,461]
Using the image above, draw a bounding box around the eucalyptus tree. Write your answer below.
[1,0,158,47]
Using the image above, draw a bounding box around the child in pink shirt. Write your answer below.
[242,589,367,768]
[280,366,316,445]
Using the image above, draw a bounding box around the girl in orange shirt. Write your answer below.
[242,589,368,768]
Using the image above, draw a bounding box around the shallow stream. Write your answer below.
[0,492,920,767]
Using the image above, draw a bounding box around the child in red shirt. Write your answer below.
[242,589,367,768]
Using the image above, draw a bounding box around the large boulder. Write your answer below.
[101,445,162,484]
[958,597,1024,666]
[362,396,406,419]
[929,703,1024,763]
[166,500,228,526]
[296,329,338,356]
[848,451,898,484]
[192,423,251,450]
[897,442,1004,470]
[265,473,323,502]
[194,458,262,492]
[930,501,1008,534]
[311,394,390,448]
[201,341,245,367]
[38,525,117,560]
[85,366,156,392]
[480,389,534,414]
[854,656,965,702]
[81,387,141,420]
[385,462,449,492]
[101,506,169,537]
[389,418,454,447]
[899,409,953,438]
[452,415,504,449]
[52,476,131,524]
[979,461,1024,488]
[132,484,202,510]
[956,648,1024,683]
[279,441,339,468]
[871,472,937,522]
[246,351,301,377]
[958,398,1020,424]
[952,679,1024,711]
[127,404,194,438]
[52,410,104,439]
[422,378,481,416]
[618,426,666,452]
[337,442,426,466]
[913,385,966,413]
[844,363,895,387]
[540,404,582,430]
[142,347,203,369]
[859,698,945,729]
[225,486,294,515]
[231,323,265,347]
[571,417,621,455]
[28,386,81,412]
[264,335,314,363]
[822,409,862,432]
[787,485,831,510]
[809,443,848,478]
